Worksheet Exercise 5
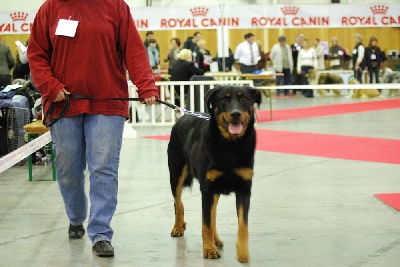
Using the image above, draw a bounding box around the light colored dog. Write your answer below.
[381,67,399,96]
[349,78,381,98]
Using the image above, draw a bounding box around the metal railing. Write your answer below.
[128,80,254,126]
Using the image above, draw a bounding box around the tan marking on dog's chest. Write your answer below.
[206,170,223,181]
[234,168,253,181]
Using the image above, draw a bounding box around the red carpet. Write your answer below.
[144,129,400,164]
[375,193,400,211]
[258,99,400,122]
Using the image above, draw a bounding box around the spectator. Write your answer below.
[234,33,260,74]
[193,39,211,72]
[13,37,30,79]
[170,49,204,83]
[27,0,158,257]
[297,39,317,98]
[365,37,383,84]
[164,38,181,75]
[147,39,160,72]
[313,38,325,70]
[183,32,201,52]
[329,37,344,70]
[352,33,366,83]
[143,31,160,51]
[0,35,15,76]
[256,40,267,71]
[270,35,293,96]
[291,34,304,87]
[214,48,235,72]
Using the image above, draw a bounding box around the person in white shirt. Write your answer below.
[234,33,260,74]
[270,35,294,96]
[313,38,325,70]
[297,39,318,98]
[352,33,365,83]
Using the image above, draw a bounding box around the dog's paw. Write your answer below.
[203,247,221,259]
[170,222,187,237]
[237,243,249,263]
[214,238,224,248]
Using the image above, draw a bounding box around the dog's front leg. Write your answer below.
[202,192,220,259]
[236,192,250,263]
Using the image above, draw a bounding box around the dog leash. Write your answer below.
[43,93,210,127]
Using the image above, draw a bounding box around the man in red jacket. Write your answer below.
[28,0,159,257]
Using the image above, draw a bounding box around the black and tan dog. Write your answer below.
[168,86,261,263]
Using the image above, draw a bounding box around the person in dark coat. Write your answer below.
[170,49,204,105]
[183,32,201,52]
[352,33,366,83]
[365,37,383,84]
[193,39,211,72]
[170,49,204,83]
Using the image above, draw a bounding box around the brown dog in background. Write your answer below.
[307,70,343,97]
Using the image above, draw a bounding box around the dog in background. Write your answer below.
[349,78,381,98]
[168,86,261,263]
[382,67,399,96]
[307,70,343,97]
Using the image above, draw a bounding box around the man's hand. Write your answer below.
[355,64,360,71]
[54,88,70,102]
[142,96,157,105]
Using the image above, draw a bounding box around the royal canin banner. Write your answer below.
[1,4,399,34]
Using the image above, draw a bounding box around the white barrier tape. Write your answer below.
[256,83,400,90]
[0,132,52,174]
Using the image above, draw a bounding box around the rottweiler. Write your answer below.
[167,85,261,263]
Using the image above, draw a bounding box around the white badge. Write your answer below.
[338,50,344,56]
[55,18,79,37]
[352,49,357,54]
[371,54,377,60]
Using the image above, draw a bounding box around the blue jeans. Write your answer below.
[276,68,292,95]
[50,114,125,245]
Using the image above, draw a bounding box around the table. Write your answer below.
[23,120,56,181]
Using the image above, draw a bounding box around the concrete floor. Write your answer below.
[1,94,400,267]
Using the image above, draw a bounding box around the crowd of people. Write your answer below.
[141,31,388,98]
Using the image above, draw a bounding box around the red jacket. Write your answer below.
[28,0,158,119]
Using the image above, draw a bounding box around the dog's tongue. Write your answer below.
[228,123,243,135]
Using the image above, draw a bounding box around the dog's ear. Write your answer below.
[246,87,262,107]
[205,86,223,113]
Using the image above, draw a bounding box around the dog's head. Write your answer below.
[205,86,261,141]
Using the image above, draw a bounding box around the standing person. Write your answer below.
[183,32,201,52]
[313,38,325,70]
[291,35,304,94]
[27,0,158,257]
[297,39,317,98]
[147,39,160,72]
[0,35,15,76]
[143,31,160,52]
[328,37,345,70]
[365,37,383,84]
[270,35,294,96]
[13,37,30,80]
[193,39,212,72]
[234,33,260,74]
[170,49,205,83]
[164,37,181,75]
[352,33,365,83]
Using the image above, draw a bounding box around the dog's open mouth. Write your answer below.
[227,122,244,135]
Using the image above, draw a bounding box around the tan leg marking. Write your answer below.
[212,194,223,247]
[171,165,188,237]
[202,199,221,259]
[236,205,249,263]
[234,168,254,181]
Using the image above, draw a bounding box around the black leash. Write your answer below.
[43,94,210,127]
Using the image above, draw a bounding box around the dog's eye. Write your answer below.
[221,98,228,103]
[240,97,248,102]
